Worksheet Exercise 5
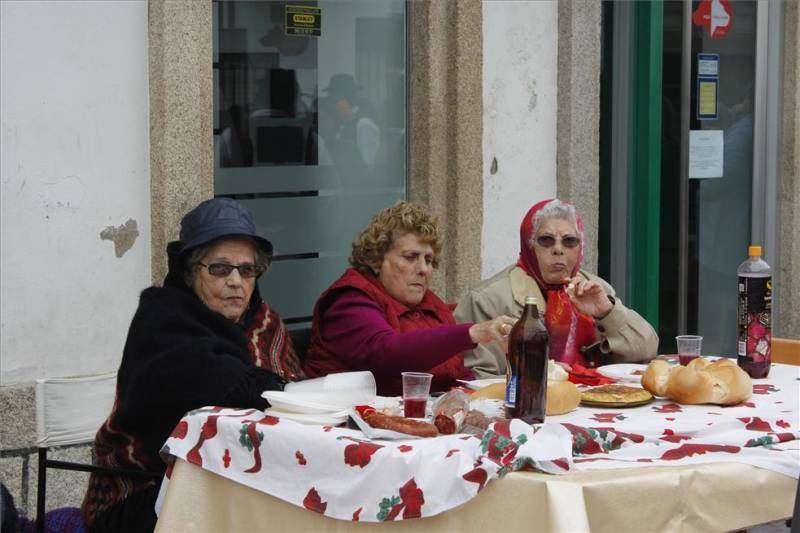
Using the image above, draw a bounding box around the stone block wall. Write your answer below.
[0,384,91,519]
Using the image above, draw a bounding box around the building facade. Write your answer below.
[1,0,798,517]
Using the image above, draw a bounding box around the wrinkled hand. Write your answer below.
[564,277,614,319]
[468,315,516,350]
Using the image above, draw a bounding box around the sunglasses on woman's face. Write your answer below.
[535,235,582,249]
[199,262,264,278]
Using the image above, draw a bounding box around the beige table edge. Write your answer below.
[155,458,796,532]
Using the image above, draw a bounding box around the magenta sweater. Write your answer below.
[318,289,476,379]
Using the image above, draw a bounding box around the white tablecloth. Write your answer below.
[156,459,797,532]
[156,362,799,525]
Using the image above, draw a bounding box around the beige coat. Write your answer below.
[454,265,659,378]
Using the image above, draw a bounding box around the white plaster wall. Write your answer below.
[0,1,150,385]
[481,1,558,278]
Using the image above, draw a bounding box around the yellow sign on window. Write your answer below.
[286,5,321,37]
[698,79,718,119]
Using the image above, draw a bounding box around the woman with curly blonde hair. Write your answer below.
[303,201,514,395]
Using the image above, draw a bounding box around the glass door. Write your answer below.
[664,0,757,356]
[213,1,407,325]
[689,1,757,356]
[601,0,776,357]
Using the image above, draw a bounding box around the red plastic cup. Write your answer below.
[676,335,703,366]
[401,372,432,418]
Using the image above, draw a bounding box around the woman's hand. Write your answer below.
[468,315,517,346]
[564,277,614,319]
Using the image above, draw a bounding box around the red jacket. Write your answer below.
[303,268,469,395]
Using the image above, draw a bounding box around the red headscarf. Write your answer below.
[516,199,597,366]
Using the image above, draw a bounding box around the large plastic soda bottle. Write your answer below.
[737,245,772,378]
[505,296,550,424]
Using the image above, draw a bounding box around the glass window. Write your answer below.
[213,0,407,323]
[691,1,756,356]
[659,1,757,355]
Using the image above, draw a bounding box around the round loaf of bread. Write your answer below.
[641,359,672,396]
[546,380,581,415]
[469,380,580,415]
[470,382,505,400]
[642,358,752,405]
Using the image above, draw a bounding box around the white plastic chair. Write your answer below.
[36,373,117,449]
[35,373,158,531]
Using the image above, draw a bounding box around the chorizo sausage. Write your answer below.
[362,411,439,438]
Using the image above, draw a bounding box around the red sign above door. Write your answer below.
[692,0,733,39]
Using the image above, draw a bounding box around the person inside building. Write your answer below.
[315,73,381,175]
[81,198,303,533]
[455,198,658,378]
[303,201,515,396]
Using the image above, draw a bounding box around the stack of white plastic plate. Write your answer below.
[261,371,377,425]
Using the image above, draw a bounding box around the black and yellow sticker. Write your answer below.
[285,5,321,37]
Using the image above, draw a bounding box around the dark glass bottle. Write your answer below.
[505,296,550,424]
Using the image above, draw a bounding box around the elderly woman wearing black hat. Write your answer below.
[81,198,302,533]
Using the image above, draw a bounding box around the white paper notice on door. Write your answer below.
[689,130,724,178]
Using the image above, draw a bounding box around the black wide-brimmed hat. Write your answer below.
[176,197,273,258]
[323,73,358,102]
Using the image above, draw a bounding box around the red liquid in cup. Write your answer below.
[403,397,427,418]
[679,354,699,365]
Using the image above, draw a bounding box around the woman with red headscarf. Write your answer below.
[455,198,658,378]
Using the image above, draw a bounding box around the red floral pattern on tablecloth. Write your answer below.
[753,384,779,395]
[157,408,571,522]
[340,437,383,468]
[553,362,800,478]
[303,487,327,514]
[660,429,692,443]
[660,443,740,460]
[157,363,800,522]
[462,465,488,491]
[377,478,424,521]
[654,403,683,413]
[171,421,188,439]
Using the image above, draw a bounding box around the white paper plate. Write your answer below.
[284,371,376,396]
[469,398,505,418]
[264,408,349,426]
[456,378,506,390]
[596,364,648,383]
[262,391,348,414]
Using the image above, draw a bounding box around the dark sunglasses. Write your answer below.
[535,235,582,249]
[198,262,264,278]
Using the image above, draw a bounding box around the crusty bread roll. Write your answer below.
[546,380,581,415]
[469,379,581,415]
[470,382,505,400]
[642,358,752,405]
[641,360,672,395]
[544,360,580,415]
